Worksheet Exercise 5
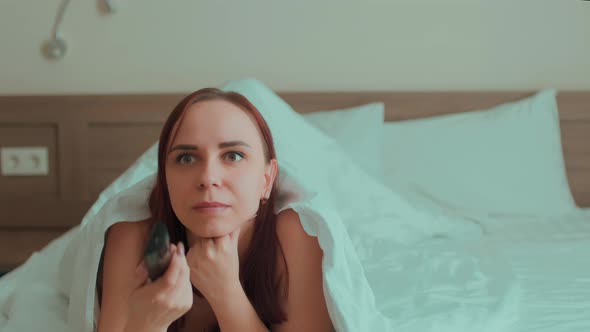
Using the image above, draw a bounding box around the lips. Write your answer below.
[192,201,230,216]
[192,201,230,209]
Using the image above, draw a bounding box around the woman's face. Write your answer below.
[165,99,276,238]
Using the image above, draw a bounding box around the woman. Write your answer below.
[97,88,334,332]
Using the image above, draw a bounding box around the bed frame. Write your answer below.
[1,91,589,270]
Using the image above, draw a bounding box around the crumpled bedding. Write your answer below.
[0,78,523,332]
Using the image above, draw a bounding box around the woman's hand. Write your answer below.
[186,227,242,303]
[125,243,193,332]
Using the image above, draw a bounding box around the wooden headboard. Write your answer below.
[1,91,589,270]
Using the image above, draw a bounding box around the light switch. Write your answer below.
[0,147,49,176]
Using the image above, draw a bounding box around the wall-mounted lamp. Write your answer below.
[103,0,118,13]
[41,0,71,60]
[41,0,117,60]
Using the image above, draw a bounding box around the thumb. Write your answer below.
[133,261,150,287]
[230,226,241,245]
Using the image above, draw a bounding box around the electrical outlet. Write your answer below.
[0,147,49,176]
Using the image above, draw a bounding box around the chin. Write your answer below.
[188,217,236,238]
[198,225,226,238]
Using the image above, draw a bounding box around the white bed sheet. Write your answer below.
[478,209,590,331]
[359,237,521,332]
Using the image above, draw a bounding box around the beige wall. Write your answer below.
[1,0,589,95]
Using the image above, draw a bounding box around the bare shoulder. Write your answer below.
[273,209,333,332]
[275,208,323,272]
[102,218,153,283]
[97,219,152,332]
[106,219,152,247]
[275,208,323,267]
[103,219,152,266]
[275,208,315,247]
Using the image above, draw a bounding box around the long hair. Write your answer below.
[148,88,288,331]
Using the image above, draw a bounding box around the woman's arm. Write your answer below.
[189,228,269,332]
[200,209,333,332]
[271,209,334,332]
[208,283,270,332]
[98,221,160,332]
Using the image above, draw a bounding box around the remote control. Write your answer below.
[143,220,172,281]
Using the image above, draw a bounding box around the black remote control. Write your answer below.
[143,221,172,281]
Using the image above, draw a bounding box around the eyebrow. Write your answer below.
[169,141,252,153]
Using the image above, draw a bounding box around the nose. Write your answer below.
[197,159,221,190]
[199,177,220,190]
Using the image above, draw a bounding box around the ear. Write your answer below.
[262,158,278,198]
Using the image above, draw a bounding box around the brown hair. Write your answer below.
[148,88,288,331]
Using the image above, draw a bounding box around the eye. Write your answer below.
[224,151,244,162]
[176,153,196,165]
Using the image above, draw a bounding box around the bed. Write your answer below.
[286,88,590,331]
[0,81,589,331]
[292,89,590,330]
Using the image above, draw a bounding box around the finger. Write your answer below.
[186,240,203,266]
[177,241,185,257]
[170,249,193,308]
[170,242,191,296]
[174,242,189,279]
[212,235,222,246]
[230,226,241,243]
[133,261,149,288]
[212,229,236,252]
[157,244,182,289]
[194,236,204,252]
[223,226,241,250]
[204,238,216,257]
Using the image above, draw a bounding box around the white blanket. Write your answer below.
[0,78,521,331]
[477,210,590,332]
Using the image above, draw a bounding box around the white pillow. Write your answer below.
[220,78,472,242]
[302,103,384,179]
[381,89,577,217]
